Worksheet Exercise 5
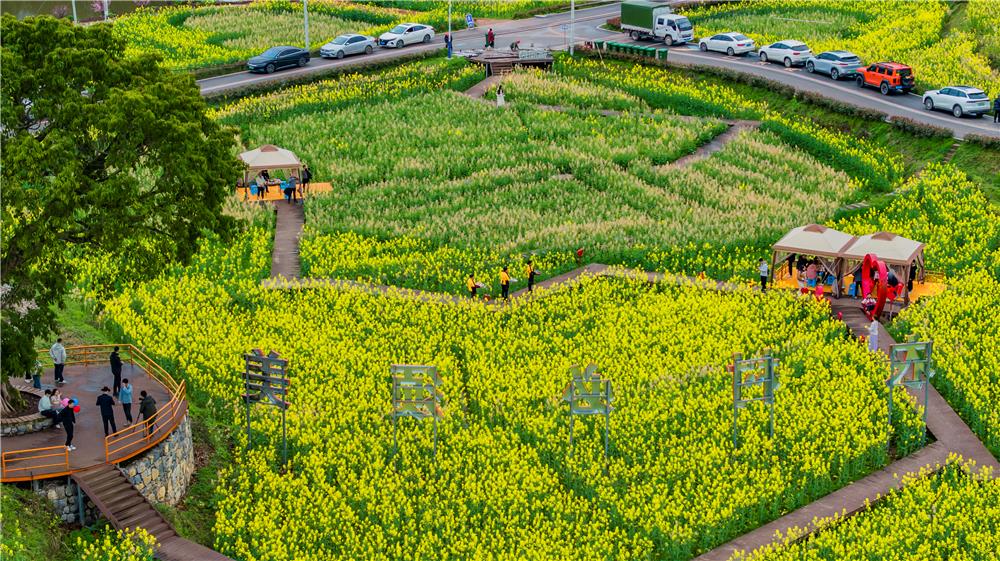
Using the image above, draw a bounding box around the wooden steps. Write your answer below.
[71,465,232,561]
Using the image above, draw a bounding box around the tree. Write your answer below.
[1,15,240,411]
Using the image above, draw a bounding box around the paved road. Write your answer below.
[197,2,1000,139]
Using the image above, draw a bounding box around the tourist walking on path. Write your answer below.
[467,274,480,299]
[50,338,66,385]
[525,260,538,292]
[96,386,117,436]
[994,96,1000,123]
[138,391,158,436]
[758,259,769,292]
[486,28,495,48]
[119,379,134,425]
[59,399,77,451]
[109,346,123,395]
[499,266,511,300]
[38,389,59,425]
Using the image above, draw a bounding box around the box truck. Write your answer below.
[620,0,694,45]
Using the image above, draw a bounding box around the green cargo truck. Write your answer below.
[620,0,694,45]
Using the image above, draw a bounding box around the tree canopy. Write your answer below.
[1,15,239,391]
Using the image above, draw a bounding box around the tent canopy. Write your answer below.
[771,224,857,258]
[239,144,301,172]
[841,232,924,266]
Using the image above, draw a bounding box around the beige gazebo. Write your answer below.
[770,224,857,296]
[239,144,302,188]
[841,231,925,304]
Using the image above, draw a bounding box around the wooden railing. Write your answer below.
[1,344,186,482]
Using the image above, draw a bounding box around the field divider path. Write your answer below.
[269,200,304,281]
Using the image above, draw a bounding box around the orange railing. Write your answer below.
[1,344,187,482]
[1,446,70,481]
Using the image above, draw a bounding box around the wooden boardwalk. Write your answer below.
[270,201,304,280]
[2,363,171,477]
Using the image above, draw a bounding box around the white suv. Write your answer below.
[922,86,991,118]
[758,40,812,67]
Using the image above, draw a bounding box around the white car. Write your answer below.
[923,86,991,117]
[698,32,755,56]
[378,23,434,48]
[758,40,812,67]
[320,34,376,59]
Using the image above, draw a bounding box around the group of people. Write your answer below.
[248,165,312,204]
[467,260,539,300]
[43,341,159,452]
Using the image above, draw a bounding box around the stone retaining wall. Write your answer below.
[120,415,195,506]
[30,414,195,524]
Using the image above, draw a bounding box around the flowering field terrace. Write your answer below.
[102,227,924,561]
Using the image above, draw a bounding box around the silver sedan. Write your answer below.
[320,34,376,59]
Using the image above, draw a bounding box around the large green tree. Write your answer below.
[1,15,239,411]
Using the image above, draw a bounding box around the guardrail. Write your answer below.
[1,344,186,482]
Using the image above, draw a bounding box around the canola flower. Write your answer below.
[680,0,999,93]
[892,272,1000,458]
[833,163,1000,279]
[78,527,157,561]
[735,456,998,561]
[556,56,904,192]
[99,226,924,561]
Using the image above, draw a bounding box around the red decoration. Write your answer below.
[861,253,889,319]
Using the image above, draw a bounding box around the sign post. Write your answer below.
[561,364,614,458]
[243,349,291,467]
[390,364,445,458]
[887,341,934,446]
[731,351,779,451]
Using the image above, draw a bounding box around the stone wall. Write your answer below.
[31,414,195,523]
[1,383,53,437]
[120,414,195,506]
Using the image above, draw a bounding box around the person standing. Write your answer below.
[119,378,134,426]
[50,338,66,386]
[499,266,511,300]
[994,95,1000,123]
[467,274,478,299]
[496,83,505,107]
[868,319,880,352]
[758,259,769,292]
[301,165,312,197]
[445,32,453,58]
[139,390,158,436]
[96,387,117,436]
[525,260,538,292]
[486,28,495,48]
[786,253,795,277]
[109,346,123,395]
[59,399,77,451]
[38,389,59,426]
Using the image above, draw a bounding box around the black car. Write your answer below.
[247,46,310,74]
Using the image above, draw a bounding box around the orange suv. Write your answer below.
[856,62,915,95]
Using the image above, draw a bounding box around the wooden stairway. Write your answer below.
[72,465,233,561]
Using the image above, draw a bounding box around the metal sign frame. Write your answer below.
[390,364,444,458]
[243,349,291,467]
[887,341,934,446]
[561,364,614,458]
[731,351,779,450]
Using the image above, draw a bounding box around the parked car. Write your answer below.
[247,46,310,74]
[757,40,812,67]
[698,33,755,56]
[378,23,434,48]
[805,50,863,80]
[923,86,991,117]
[320,34,376,59]
[855,62,915,95]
